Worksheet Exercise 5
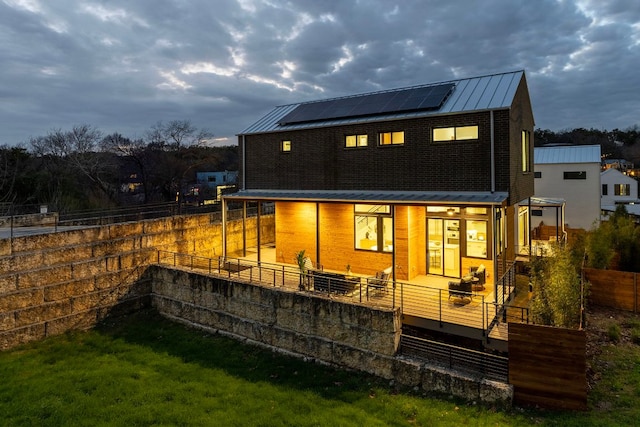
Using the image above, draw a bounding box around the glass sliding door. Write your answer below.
[427,219,444,275]
[428,218,461,277]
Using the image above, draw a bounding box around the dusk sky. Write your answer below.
[1,0,639,146]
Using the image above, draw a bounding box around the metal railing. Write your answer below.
[399,334,509,382]
[156,251,389,305]
[155,252,507,336]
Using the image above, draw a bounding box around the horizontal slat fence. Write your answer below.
[584,268,638,312]
[508,323,587,411]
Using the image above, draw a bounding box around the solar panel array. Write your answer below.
[278,82,455,126]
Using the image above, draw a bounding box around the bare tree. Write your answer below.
[145,120,213,149]
[29,125,119,208]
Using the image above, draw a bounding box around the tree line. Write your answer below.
[534,125,640,164]
[0,120,237,213]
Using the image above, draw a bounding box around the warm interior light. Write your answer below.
[447,208,454,216]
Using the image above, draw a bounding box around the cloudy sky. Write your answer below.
[1,0,639,146]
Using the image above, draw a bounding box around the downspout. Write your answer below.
[490,110,495,193]
[241,135,246,190]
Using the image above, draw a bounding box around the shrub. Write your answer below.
[529,244,585,328]
[608,323,621,343]
[631,327,640,345]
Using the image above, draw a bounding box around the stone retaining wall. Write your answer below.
[0,213,275,350]
[150,266,512,405]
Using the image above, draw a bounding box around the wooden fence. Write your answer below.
[508,323,587,411]
[584,268,639,312]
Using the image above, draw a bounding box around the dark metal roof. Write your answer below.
[224,189,508,205]
[239,70,525,135]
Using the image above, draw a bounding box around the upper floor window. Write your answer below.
[534,171,542,178]
[615,184,631,196]
[433,125,478,142]
[379,131,404,146]
[346,134,368,148]
[281,140,291,152]
[521,130,531,172]
[602,184,608,195]
[564,171,586,180]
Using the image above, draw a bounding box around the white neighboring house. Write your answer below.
[534,144,601,230]
[601,168,640,219]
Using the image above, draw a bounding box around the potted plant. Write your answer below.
[295,250,307,290]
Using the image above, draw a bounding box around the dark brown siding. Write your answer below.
[507,76,535,204]
[239,74,535,206]
[243,112,513,193]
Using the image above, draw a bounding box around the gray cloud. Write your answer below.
[1,0,639,146]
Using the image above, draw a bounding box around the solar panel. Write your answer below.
[278,82,455,125]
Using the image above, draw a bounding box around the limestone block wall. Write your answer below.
[149,266,512,405]
[150,266,402,378]
[0,213,275,350]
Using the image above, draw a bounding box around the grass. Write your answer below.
[0,309,638,426]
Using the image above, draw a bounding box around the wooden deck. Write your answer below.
[156,246,523,351]
[228,246,513,348]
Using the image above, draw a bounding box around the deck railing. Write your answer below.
[399,334,508,382]
[155,251,505,335]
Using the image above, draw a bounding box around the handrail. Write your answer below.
[156,251,502,339]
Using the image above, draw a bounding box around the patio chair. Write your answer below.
[366,266,392,297]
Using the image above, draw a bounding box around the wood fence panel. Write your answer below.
[585,268,638,312]
[509,323,587,411]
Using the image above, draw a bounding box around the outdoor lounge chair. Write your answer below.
[448,279,473,301]
[366,266,392,297]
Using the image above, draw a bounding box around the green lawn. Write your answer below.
[0,310,636,426]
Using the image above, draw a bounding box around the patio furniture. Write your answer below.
[312,271,359,295]
[469,264,486,290]
[366,267,392,297]
[448,279,473,301]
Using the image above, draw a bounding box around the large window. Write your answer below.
[355,204,393,252]
[466,220,487,258]
[521,130,531,172]
[281,140,291,152]
[564,171,586,180]
[379,131,404,146]
[433,125,478,142]
[345,134,368,148]
[615,184,631,196]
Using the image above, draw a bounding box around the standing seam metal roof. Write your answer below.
[534,145,601,164]
[239,70,525,135]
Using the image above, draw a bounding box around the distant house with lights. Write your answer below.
[533,145,601,230]
[196,171,238,201]
[601,167,640,220]
[223,70,535,301]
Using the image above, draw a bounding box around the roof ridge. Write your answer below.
[275,70,525,107]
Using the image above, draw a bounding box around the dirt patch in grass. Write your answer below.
[584,305,640,395]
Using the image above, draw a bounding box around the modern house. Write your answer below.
[196,170,238,201]
[601,167,640,220]
[533,145,601,231]
[222,70,535,319]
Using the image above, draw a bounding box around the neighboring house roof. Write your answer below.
[240,70,526,135]
[531,196,565,207]
[534,145,601,164]
[225,189,508,205]
[601,168,637,184]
